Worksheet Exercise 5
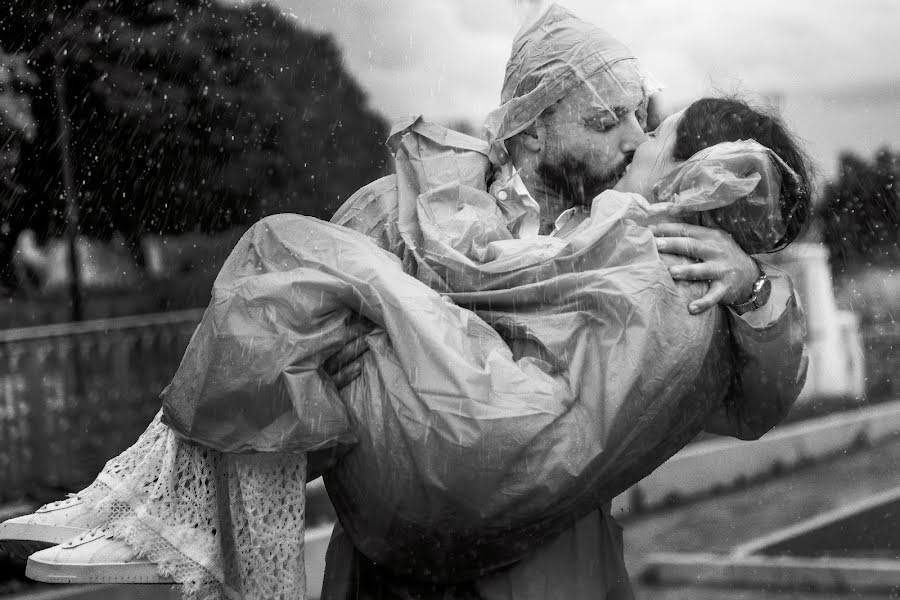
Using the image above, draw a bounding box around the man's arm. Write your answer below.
[704,264,809,439]
[650,223,810,440]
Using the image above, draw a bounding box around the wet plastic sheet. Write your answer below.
[482,4,661,165]
[161,119,733,580]
[653,139,799,253]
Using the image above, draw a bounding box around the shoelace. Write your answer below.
[66,525,108,546]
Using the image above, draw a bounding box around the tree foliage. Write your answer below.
[0,48,38,288]
[0,0,390,244]
[0,49,37,198]
[820,148,900,269]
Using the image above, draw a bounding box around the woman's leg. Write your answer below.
[60,411,310,599]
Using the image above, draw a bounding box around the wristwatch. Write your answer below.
[730,260,771,315]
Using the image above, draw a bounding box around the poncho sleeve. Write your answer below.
[710,265,808,439]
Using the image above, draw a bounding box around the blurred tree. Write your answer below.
[821,148,900,270]
[0,49,38,286]
[0,50,37,199]
[0,0,389,275]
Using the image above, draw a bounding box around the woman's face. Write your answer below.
[614,109,684,199]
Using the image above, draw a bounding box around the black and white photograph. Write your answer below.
[0,1,898,598]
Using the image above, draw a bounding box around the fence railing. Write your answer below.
[0,309,204,504]
[0,311,898,507]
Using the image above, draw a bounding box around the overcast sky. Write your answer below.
[237,0,900,177]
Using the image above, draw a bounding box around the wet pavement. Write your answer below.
[624,433,900,599]
[4,430,900,599]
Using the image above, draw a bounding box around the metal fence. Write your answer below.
[0,309,204,504]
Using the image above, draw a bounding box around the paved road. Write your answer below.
[5,435,900,599]
[623,434,900,599]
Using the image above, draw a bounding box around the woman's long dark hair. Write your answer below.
[672,97,814,251]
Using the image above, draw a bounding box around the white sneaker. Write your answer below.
[0,495,101,559]
[26,527,174,584]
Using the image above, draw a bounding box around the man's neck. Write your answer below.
[517,169,570,232]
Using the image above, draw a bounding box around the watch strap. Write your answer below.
[730,260,768,315]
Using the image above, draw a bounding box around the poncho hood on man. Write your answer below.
[482,3,661,165]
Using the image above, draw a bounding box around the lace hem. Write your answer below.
[78,411,307,600]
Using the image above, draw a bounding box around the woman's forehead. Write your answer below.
[658,109,686,135]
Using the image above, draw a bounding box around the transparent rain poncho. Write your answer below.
[59,7,805,596]
[155,113,798,583]
[653,139,801,253]
[147,6,803,587]
[69,114,800,600]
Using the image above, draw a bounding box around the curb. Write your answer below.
[732,484,900,558]
[643,552,900,593]
[612,401,900,516]
[1,585,179,600]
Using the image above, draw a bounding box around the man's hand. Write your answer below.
[649,223,758,314]
[323,316,374,389]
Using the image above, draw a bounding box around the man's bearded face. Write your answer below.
[536,147,629,207]
[536,70,648,206]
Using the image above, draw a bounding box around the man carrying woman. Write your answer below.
[322,5,809,598]
[3,5,809,600]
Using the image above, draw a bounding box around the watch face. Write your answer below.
[754,277,772,308]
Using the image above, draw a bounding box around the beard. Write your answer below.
[536,154,628,207]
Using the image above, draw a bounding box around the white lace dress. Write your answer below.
[78,410,308,600]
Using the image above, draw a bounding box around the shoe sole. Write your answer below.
[26,555,175,584]
[0,522,88,560]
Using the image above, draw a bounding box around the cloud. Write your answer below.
[560,0,900,100]
[245,0,900,120]
[248,0,514,124]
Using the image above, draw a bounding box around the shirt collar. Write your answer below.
[490,164,591,238]
[490,163,542,239]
